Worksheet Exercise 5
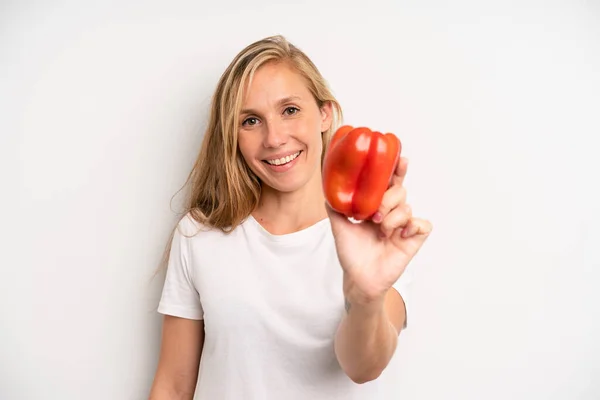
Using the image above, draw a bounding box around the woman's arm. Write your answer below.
[334,288,406,384]
[149,315,204,400]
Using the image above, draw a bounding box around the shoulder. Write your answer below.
[174,211,208,237]
[173,210,249,246]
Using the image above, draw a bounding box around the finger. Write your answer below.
[372,185,407,223]
[380,204,412,238]
[401,218,433,238]
[391,156,408,187]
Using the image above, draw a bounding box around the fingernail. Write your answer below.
[372,212,383,223]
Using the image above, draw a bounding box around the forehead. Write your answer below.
[242,61,312,105]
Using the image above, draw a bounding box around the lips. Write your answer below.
[263,150,302,166]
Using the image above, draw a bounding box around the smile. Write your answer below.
[264,151,302,166]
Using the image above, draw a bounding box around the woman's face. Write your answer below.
[237,61,332,195]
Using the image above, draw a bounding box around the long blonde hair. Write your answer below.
[156,35,343,273]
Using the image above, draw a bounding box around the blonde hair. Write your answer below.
[155,35,343,273]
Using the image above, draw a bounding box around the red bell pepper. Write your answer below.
[322,125,401,221]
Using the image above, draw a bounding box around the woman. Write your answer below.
[149,35,432,400]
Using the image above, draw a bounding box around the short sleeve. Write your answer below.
[392,263,413,330]
[157,217,204,320]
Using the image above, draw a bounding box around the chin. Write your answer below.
[261,178,306,194]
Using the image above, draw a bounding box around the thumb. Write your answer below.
[325,202,352,237]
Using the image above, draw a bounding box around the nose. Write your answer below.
[262,119,288,148]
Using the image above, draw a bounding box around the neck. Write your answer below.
[252,174,327,235]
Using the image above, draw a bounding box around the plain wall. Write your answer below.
[2,0,599,399]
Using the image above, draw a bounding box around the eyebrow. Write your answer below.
[240,95,303,116]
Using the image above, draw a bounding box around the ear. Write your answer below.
[319,101,333,133]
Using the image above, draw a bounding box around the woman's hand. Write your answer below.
[327,157,432,307]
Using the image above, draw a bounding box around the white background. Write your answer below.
[2,0,599,399]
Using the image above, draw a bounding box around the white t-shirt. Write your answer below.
[157,212,412,400]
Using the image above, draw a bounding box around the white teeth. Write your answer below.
[266,151,300,166]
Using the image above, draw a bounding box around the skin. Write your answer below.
[237,61,331,234]
[239,60,432,383]
[149,316,204,399]
[149,60,432,398]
